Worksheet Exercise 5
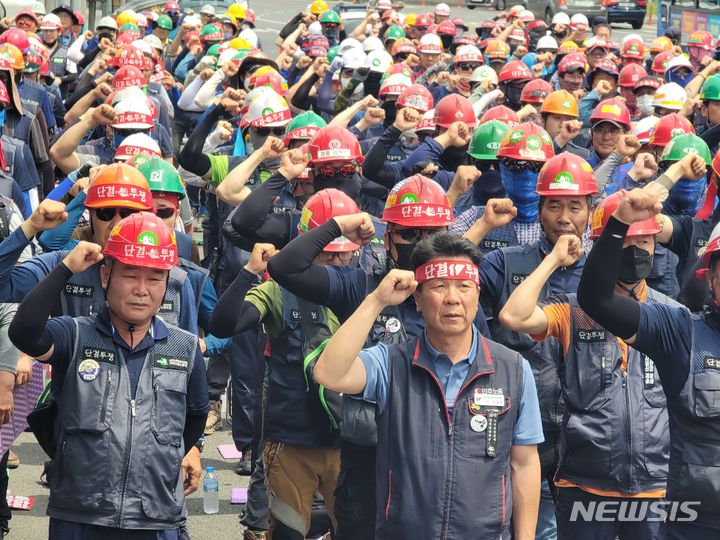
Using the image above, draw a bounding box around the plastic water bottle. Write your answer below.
[203,466,219,514]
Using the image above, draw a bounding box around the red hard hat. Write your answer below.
[591,58,619,78]
[434,94,476,128]
[633,75,662,93]
[480,105,518,127]
[590,98,631,130]
[558,53,587,74]
[520,78,553,104]
[245,9,255,26]
[651,51,674,75]
[498,60,532,83]
[687,30,714,51]
[415,13,433,28]
[164,1,180,11]
[396,84,434,113]
[621,38,646,60]
[437,20,456,36]
[0,79,9,105]
[648,113,695,148]
[497,122,554,162]
[74,11,85,25]
[103,212,178,270]
[298,188,361,252]
[591,191,661,239]
[382,174,453,227]
[618,63,648,88]
[113,65,146,90]
[0,29,29,52]
[536,152,598,196]
[308,126,364,165]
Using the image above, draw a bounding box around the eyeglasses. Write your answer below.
[457,63,480,71]
[255,126,286,137]
[317,251,354,264]
[391,227,436,242]
[415,26,429,33]
[316,163,357,177]
[94,207,138,222]
[155,207,177,220]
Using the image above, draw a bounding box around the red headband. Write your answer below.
[415,259,480,285]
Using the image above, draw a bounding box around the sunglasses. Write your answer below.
[316,164,356,177]
[94,207,138,222]
[416,26,429,33]
[255,126,286,137]
[155,207,177,220]
[392,228,436,242]
[457,63,481,71]
[395,52,410,61]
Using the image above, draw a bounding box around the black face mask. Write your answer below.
[440,144,469,171]
[393,242,415,270]
[381,101,398,126]
[618,245,653,283]
[473,168,505,206]
[555,28,569,40]
[501,82,524,110]
[313,173,362,201]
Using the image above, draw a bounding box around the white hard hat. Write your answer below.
[341,48,366,70]
[31,1,46,15]
[218,47,240,67]
[200,4,216,15]
[143,34,164,51]
[455,45,482,63]
[570,14,589,27]
[39,13,62,31]
[653,82,687,111]
[470,65,498,85]
[632,115,659,145]
[112,98,155,130]
[418,33,443,54]
[666,54,693,71]
[339,38,362,54]
[379,73,412,97]
[131,39,153,55]
[245,92,291,128]
[184,15,201,27]
[416,109,436,133]
[364,49,393,73]
[551,12,570,26]
[239,28,258,48]
[114,133,161,161]
[519,10,535,22]
[308,21,322,34]
[435,3,450,16]
[97,16,119,31]
[362,36,384,53]
[622,33,644,45]
[537,34,559,51]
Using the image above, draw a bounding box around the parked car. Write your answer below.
[605,0,647,29]
[524,0,607,25]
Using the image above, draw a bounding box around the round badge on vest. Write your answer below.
[385,317,401,334]
[470,414,488,433]
[78,359,100,382]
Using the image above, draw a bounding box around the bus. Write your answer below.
[658,0,720,41]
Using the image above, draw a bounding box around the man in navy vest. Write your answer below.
[8,212,209,539]
[313,232,544,540]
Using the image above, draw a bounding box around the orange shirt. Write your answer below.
[532,284,666,499]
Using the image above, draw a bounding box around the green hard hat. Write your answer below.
[120,23,140,33]
[660,133,712,166]
[700,74,720,101]
[327,45,340,64]
[156,14,173,31]
[207,43,222,57]
[133,154,186,199]
[320,10,340,24]
[284,111,327,142]
[201,23,222,40]
[384,26,406,41]
[468,120,510,160]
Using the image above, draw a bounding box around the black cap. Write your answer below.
[664,26,681,42]
[52,5,79,24]
[591,16,609,29]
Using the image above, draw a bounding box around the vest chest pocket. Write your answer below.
[641,356,666,409]
[151,368,188,446]
[693,371,720,418]
[457,397,512,459]
[65,362,116,431]
[565,338,614,412]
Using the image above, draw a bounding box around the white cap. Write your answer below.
[435,2,450,16]
[653,82,687,110]
[200,4,216,15]
[666,54,693,71]
[632,115,659,145]
[418,33,443,54]
[570,14,589,27]
[537,34,559,51]
[239,28,258,48]
[341,48,366,70]
[338,37,362,54]
[551,12,570,26]
[364,49,393,73]
[362,36,384,53]
[470,65,498,85]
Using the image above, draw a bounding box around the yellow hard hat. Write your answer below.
[116,10,137,27]
[310,0,329,15]
[221,12,238,26]
[404,13,417,26]
[228,3,246,20]
[229,37,252,50]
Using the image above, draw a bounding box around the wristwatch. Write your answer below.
[194,438,205,453]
